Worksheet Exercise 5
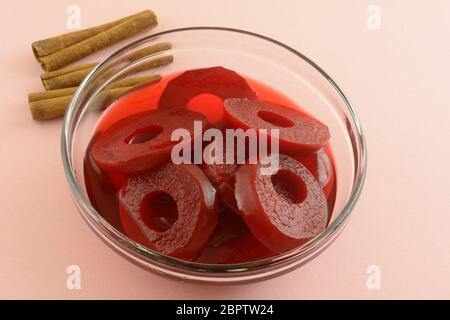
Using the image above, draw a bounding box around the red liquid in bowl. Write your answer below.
[84,68,337,263]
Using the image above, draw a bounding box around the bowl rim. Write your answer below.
[61,26,367,277]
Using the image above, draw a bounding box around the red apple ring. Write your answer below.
[296,148,335,199]
[235,154,328,253]
[201,138,239,212]
[119,163,218,259]
[221,150,336,218]
[196,208,274,264]
[91,108,207,174]
[84,136,124,232]
[158,66,257,123]
[200,136,238,188]
[202,161,237,188]
[218,176,239,214]
[224,98,330,154]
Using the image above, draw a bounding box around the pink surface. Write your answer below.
[0,0,449,299]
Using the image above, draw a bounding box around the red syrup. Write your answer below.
[84,69,337,263]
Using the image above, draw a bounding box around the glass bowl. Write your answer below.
[61,27,366,284]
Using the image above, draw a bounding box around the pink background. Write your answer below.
[0,0,449,299]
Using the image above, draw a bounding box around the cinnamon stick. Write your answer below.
[29,75,161,121]
[41,43,172,90]
[30,74,160,102]
[32,11,147,58]
[124,42,172,61]
[40,63,97,90]
[28,87,78,103]
[107,74,161,89]
[129,55,174,74]
[33,10,157,71]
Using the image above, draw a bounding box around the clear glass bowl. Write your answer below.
[61,27,366,284]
